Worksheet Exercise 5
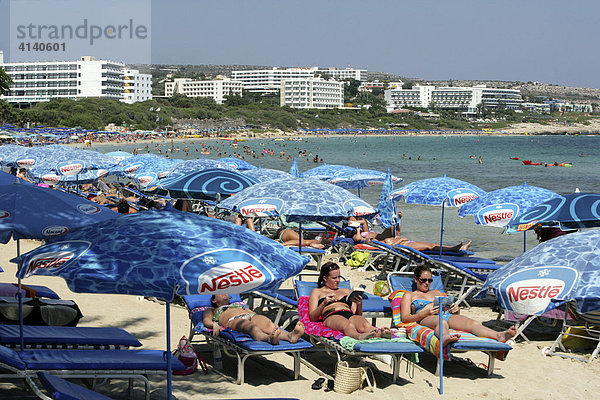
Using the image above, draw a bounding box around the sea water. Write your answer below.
[96,134,600,261]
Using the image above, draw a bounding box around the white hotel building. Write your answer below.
[0,54,152,105]
[164,77,243,104]
[280,78,344,109]
[122,68,153,104]
[232,67,367,93]
[384,85,522,114]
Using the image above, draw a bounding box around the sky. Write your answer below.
[2,0,600,88]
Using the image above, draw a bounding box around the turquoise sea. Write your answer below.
[96,135,600,261]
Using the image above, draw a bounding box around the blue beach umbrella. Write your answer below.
[12,210,310,399]
[165,159,234,176]
[160,168,259,201]
[459,183,559,251]
[219,177,377,222]
[241,168,295,182]
[289,158,301,177]
[390,175,485,255]
[329,167,402,197]
[302,164,352,180]
[116,154,181,178]
[0,144,29,166]
[218,157,256,171]
[105,150,133,162]
[506,193,600,233]
[482,229,600,317]
[375,169,399,231]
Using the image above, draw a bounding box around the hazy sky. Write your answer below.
[2,0,599,88]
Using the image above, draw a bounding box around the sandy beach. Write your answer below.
[1,238,599,400]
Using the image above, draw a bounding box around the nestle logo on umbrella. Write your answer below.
[42,226,69,236]
[0,210,9,219]
[484,211,514,224]
[498,266,578,315]
[240,204,277,216]
[136,175,155,186]
[124,164,141,175]
[77,204,101,215]
[16,158,35,167]
[58,163,84,176]
[197,263,266,293]
[26,251,74,276]
[452,193,478,206]
[352,205,375,216]
[42,174,61,184]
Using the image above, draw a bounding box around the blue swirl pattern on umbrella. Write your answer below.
[506,193,600,232]
[458,183,559,227]
[0,145,30,166]
[390,175,485,206]
[218,157,256,171]
[160,168,259,200]
[13,210,309,300]
[218,177,377,222]
[241,168,295,182]
[483,229,600,315]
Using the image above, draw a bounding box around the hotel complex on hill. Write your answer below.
[384,85,523,115]
[0,52,152,105]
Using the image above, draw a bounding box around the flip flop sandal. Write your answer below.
[324,379,335,392]
[312,377,325,390]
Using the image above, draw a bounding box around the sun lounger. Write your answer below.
[37,372,114,400]
[387,272,512,375]
[0,297,83,327]
[287,246,326,270]
[0,283,60,299]
[295,295,422,383]
[183,294,313,384]
[541,302,600,362]
[0,325,142,349]
[370,240,498,307]
[0,344,184,400]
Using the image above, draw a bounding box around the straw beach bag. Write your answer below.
[334,360,376,394]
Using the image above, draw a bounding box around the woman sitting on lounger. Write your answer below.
[308,262,390,339]
[400,265,517,347]
[348,215,471,252]
[203,294,305,344]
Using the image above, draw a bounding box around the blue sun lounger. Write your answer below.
[0,344,184,400]
[184,294,313,384]
[0,325,142,349]
[387,272,512,375]
[37,372,114,400]
[370,240,499,307]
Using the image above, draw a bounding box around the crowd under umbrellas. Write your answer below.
[2,142,600,396]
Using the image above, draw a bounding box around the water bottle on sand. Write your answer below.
[214,346,223,370]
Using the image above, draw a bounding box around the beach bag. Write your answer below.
[345,251,370,267]
[334,360,376,394]
[172,336,198,375]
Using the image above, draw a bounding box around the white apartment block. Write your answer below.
[280,78,344,109]
[122,69,152,104]
[232,67,367,93]
[0,55,152,105]
[164,77,243,104]
[385,85,522,114]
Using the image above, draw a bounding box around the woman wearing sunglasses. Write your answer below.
[400,265,517,347]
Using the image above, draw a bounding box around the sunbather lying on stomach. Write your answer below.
[348,216,471,252]
[308,262,391,339]
[400,265,517,347]
[203,294,305,344]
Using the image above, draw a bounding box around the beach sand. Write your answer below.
[1,238,599,399]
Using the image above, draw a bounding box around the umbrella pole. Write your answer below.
[357,187,361,198]
[298,222,302,254]
[439,200,446,257]
[17,239,24,351]
[437,297,444,395]
[166,301,172,400]
[523,231,526,253]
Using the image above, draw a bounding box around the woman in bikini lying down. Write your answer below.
[400,265,517,347]
[347,216,471,252]
[308,262,391,339]
[202,294,305,344]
